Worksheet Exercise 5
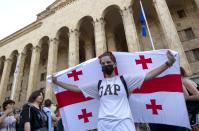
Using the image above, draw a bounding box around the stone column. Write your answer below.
[195,0,199,9]
[0,58,13,102]
[93,18,107,56]
[0,59,2,70]
[10,52,26,100]
[26,46,41,100]
[0,60,3,83]
[68,29,79,67]
[153,0,192,75]
[84,39,94,60]
[46,38,59,100]
[121,6,140,52]
[106,29,117,51]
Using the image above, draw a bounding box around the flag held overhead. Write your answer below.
[48,50,190,131]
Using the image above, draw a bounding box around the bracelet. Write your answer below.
[165,61,172,67]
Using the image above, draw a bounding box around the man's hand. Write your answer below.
[166,51,176,66]
[15,113,20,122]
[145,50,176,81]
[52,76,58,84]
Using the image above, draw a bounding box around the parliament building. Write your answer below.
[0,0,199,107]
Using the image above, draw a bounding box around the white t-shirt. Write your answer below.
[80,74,145,120]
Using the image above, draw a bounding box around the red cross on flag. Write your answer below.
[48,50,190,131]
[78,108,93,123]
[67,69,83,81]
[146,99,163,115]
[135,55,152,69]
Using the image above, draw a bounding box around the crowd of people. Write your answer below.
[0,88,64,131]
[0,51,199,131]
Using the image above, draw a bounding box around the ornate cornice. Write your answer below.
[0,0,77,47]
[37,0,77,20]
[0,21,42,47]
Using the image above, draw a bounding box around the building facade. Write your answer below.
[0,0,199,107]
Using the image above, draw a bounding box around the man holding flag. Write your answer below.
[52,50,176,131]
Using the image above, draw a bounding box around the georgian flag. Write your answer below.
[48,49,190,131]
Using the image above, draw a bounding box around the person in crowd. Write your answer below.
[0,100,19,131]
[43,99,57,131]
[57,118,64,131]
[54,107,62,131]
[181,67,199,130]
[18,90,48,131]
[40,87,46,100]
[55,105,64,131]
[50,104,58,131]
[52,51,176,131]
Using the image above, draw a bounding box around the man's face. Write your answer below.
[100,56,115,67]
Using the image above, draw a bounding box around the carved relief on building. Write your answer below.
[37,0,77,20]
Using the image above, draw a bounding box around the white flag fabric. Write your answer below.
[48,49,190,131]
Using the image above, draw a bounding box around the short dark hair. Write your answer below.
[2,100,15,111]
[98,51,116,64]
[44,99,52,107]
[28,90,44,103]
[180,67,186,77]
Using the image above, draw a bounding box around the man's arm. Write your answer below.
[52,112,57,121]
[52,77,81,92]
[52,76,99,99]
[183,85,189,99]
[145,51,176,81]
[184,79,199,101]
[24,122,31,131]
[0,113,8,124]
[186,94,199,101]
